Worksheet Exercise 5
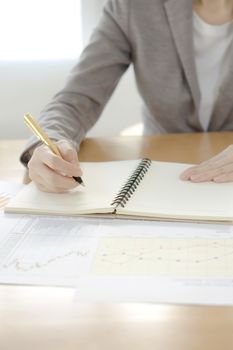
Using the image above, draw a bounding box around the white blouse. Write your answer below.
[193,12,233,130]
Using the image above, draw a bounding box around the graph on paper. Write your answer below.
[91,237,233,278]
[2,250,89,272]
[2,208,233,291]
[0,216,97,286]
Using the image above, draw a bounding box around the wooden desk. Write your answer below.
[1,133,233,350]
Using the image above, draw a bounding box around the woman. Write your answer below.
[23,0,233,192]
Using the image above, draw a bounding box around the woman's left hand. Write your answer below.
[180,145,233,183]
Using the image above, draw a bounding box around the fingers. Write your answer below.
[56,140,80,165]
[28,140,83,192]
[180,145,233,183]
[35,143,82,178]
[181,163,233,182]
[29,162,79,192]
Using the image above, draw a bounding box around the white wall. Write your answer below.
[0,0,142,139]
[0,59,77,139]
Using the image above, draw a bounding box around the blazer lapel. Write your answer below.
[209,42,233,131]
[164,0,201,115]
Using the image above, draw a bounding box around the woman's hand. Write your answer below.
[28,140,83,192]
[180,145,233,183]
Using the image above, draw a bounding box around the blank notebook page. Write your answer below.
[6,160,140,215]
[118,161,233,220]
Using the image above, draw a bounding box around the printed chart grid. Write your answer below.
[91,237,233,278]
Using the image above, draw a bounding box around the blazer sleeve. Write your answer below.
[20,0,132,166]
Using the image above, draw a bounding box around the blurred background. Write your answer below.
[0,0,142,139]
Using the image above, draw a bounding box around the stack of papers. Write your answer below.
[1,181,233,305]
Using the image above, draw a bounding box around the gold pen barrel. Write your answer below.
[23,113,85,186]
[24,113,61,157]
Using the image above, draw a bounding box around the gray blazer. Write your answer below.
[21,0,233,163]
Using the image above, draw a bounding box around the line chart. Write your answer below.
[91,237,233,278]
[2,249,89,272]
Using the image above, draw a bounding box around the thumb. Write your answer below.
[56,140,79,164]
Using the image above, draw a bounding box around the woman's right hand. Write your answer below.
[28,140,83,193]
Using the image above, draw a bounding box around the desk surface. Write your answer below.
[1,133,233,350]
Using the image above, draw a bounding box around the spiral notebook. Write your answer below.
[5,159,233,222]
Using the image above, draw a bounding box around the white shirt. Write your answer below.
[193,12,233,130]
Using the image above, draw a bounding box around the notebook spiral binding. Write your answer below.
[111,158,152,208]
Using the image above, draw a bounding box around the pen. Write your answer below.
[24,113,85,187]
